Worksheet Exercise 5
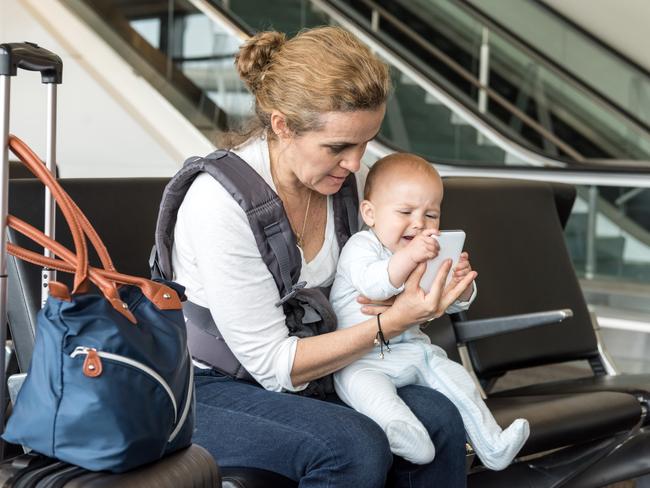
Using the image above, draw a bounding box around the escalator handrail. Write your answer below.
[186,0,251,40]
[457,0,650,136]
[198,0,575,167]
[66,0,227,134]
[369,136,650,181]
[367,137,650,252]
[345,0,650,149]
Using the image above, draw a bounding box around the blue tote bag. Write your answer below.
[3,135,194,472]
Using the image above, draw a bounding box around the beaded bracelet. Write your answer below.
[373,313,391,359]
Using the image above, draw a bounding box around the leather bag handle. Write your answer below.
[8,135,88,292]
[8,215,138,322]
[6,218,181,313]
[62,190,116,272]
[9,135,116,273]
[6,136,179,321]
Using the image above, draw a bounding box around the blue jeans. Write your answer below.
[193,369,466,487]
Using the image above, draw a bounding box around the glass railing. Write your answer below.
[128,5,251,129]
[466,0,650,130]
[566,185,650,284]
[65,0,250,142]
[380,69,510,165]
[88,0,650,169]
[337,0,650,163]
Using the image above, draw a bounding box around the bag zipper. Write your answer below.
[167,351,193,443]
[70,346,177,424]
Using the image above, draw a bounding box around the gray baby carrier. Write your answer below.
[152,149,358,398]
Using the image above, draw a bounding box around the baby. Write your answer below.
[330,153,529,470]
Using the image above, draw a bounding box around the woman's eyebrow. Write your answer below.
[323,141,353,148]
[324,130,382,147]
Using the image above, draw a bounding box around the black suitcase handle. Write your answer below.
[0,42,62,84]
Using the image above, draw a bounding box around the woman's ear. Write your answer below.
[360,200,375,227]
[270,110,292,140]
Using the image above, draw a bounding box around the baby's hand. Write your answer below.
[406,230,440,264]
[451,252,474,300]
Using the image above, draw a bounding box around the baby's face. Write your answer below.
[365,173,443,253]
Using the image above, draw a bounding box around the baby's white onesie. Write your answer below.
[330,230,529,469]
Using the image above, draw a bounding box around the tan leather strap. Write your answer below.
[8,135,89,292]
[63,190,116,272]
[10,134,115,272]
[7,217,182,313]
[9,135,121,313]
[8,216,136,323]
[7,135,181,321]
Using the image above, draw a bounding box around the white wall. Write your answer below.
[0,0,212,177]
[540,0,650,72]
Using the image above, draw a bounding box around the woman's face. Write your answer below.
[276,106,385,195]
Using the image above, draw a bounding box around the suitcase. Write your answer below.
[0,447,221,487]
[0,42,220,487]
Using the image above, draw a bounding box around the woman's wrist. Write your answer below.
[373,313,391,359]
[376,307,407,339]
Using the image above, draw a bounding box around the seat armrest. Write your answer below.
[453,309,573,343]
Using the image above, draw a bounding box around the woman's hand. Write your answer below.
[386,259,477,334]
[357,295,395,316]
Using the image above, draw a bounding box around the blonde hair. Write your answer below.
[364,153,441,200]
[220,26,391,148]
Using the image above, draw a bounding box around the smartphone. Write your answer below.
[418,230,466,291]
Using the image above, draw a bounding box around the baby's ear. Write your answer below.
[360,200,375,227]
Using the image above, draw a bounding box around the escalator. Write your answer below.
[315,0,650,296]
[61,0,650,166]
[334,0,650,164]
[65,0,240,142]
[56,0,650,316]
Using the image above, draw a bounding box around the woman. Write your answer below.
[171,26,475,487]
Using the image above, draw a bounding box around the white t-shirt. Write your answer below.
[171,135,367,392]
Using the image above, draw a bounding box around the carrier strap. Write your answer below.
[154,149,302,299]
[152,148,359,388]
[183,301,255,382]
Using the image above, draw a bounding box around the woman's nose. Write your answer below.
[339,155,361,173]
[339,145,365,172]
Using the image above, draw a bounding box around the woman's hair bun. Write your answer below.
[235,31,286,93]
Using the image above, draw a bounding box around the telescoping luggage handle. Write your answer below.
[0,42,63,436]
[0,42,63,83]
[1,42,63,308]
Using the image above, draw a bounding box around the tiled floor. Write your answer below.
[600,327,650,373]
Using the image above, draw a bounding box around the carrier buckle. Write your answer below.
[275,281,307,307]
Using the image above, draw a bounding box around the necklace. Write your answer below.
[295,190,313,248]
[269,154,313,248]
